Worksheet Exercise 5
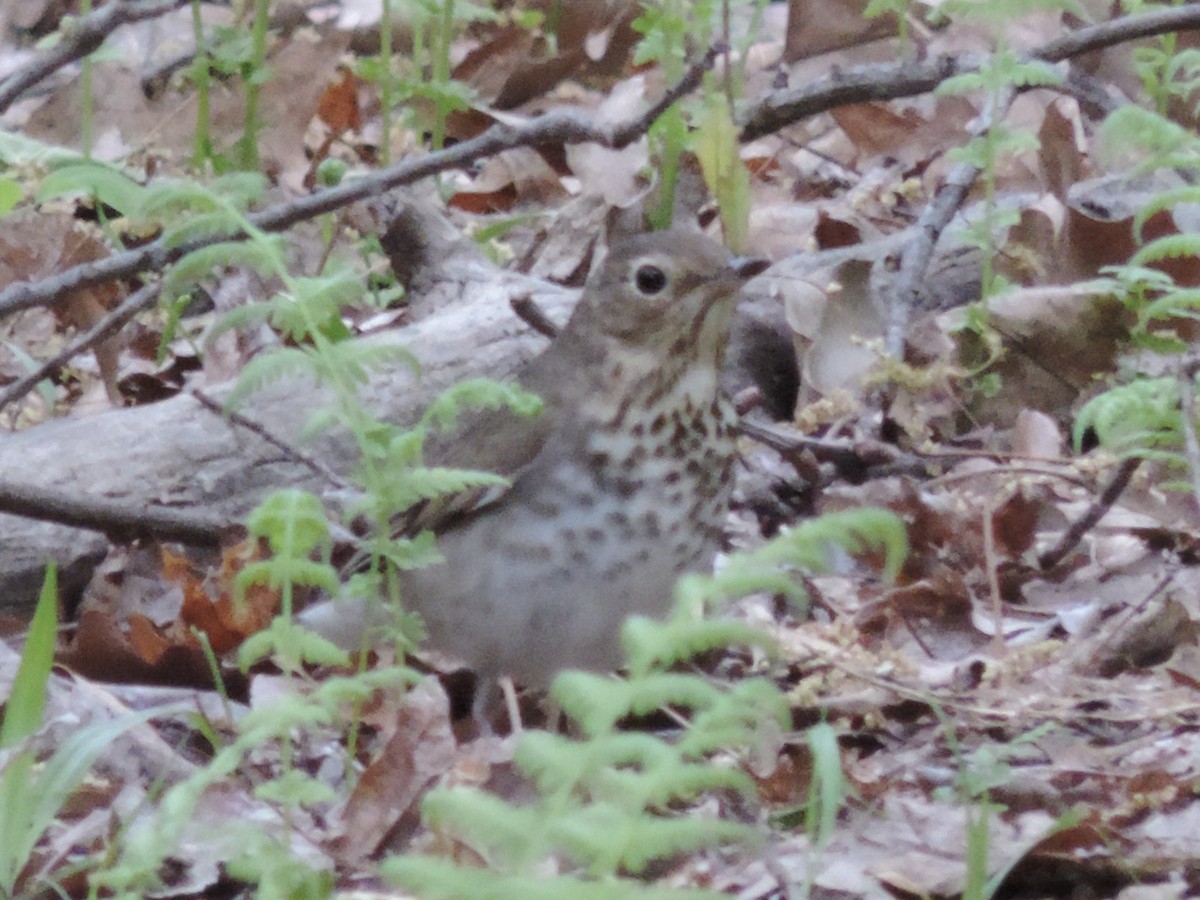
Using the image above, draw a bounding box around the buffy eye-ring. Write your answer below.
[634,264,668,295]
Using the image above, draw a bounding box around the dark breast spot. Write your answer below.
[641,511,661,538]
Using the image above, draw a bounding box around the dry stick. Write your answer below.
[510,295,561,340]
[885,82,1018,359]
[980,500,1005,659]
[1037,456,1142,571]
[0,0,189,115]
[1035,3,1200,62]
[0,479,225,546]
[191,388,351,491]
[739,2,1200,141]
[0,46,718,321]
[0,280,162,410]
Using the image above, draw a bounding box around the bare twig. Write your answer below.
[0,279,162,411]
[736,418,908,474]
[741,55,971,141]
[883,85,1014,357]
[1036,4,1200,63]
[0,0,188,115]
[191,389,351,490]
[981,501,1005,659]
[0,479,225,546]
[1037,456,1142,571]
[510,296,560,339]
[740,3,1200,141]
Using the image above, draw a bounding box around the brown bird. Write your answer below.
[301,228,768,687]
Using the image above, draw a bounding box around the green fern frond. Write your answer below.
[1073,376,1186,457]
[621,614,775,677]
[161,210,246,248]
[208,171,268,207]
[139,173,264,219]
[1101,105,1200,162]
[1137,289,1200,327]
[1131,185,1200,240]
[370,466,509,516]
[1132,232,1200,266]
[206,300,276,339]
[309,339,417,386]
[517,731,755,803]
[421,378,543,431]
[680,678,792,756]
[223,347,318,408]
[36,161,146,215]
[163,240,283,299]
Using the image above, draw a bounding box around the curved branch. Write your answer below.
[740,3,1200,141]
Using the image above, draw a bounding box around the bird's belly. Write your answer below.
[404,455,732,685]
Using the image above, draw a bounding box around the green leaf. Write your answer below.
[0,564,57,748]
[37,162,146,215]
[693,92,751,251]
[245,490,332,558]
[0,178,23,215]
[0,707,157,896]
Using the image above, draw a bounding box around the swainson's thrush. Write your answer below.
[302,228,768,686]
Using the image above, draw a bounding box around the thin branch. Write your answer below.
[1037,456,1142,571]
[0,279,162,410]
[1036,4,1200,63]
[741,55,970,142]
[884,84,1014,357]
[614,44,721,146]
[510,295,560,340]
[0,479,225,546]
[981,500,1005,659]
[739,3,1200,141]
[191,388,351,490]
[0,0,189,115]
[0,49,719,320]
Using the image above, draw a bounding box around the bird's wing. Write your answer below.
[398,331,594,536]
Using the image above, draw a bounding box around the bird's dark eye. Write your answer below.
[634,264,668,295]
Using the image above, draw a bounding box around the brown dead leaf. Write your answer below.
[1038,96,1089,201]
[0,209,125,406]
[317,64,363,135]
[564,75,651,208]
[60,609,218,688]
[784,0,898,61]
[949,284,1133,422]
[26,29,349,190]
[335,678,457,861]
[454,146,567,212]
[175,540,278,653]
[449,1,639,112]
